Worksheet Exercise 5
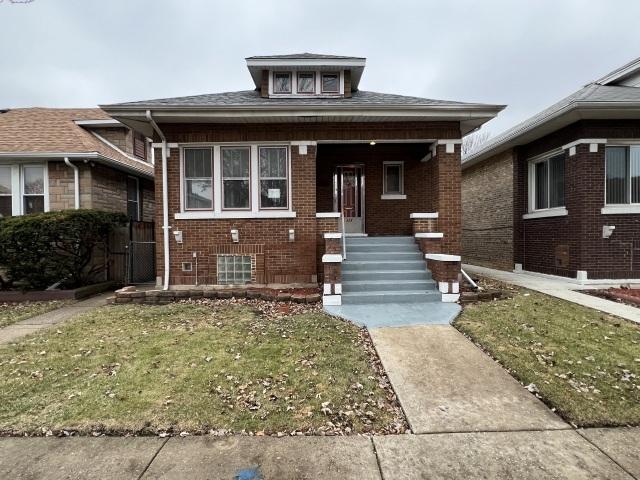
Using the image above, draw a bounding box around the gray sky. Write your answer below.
[1,0,640,135]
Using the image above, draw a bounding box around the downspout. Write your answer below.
[146,110,170,290]
[63,157,80,209]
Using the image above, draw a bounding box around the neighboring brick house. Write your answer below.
[0,108,154,221]
[103,53,502,304]
[462,57,640,282]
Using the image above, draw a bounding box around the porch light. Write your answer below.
[369,141,376,146]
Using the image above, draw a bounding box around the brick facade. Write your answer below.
[153,121,463,287]
[46,160,154,221]
[461,149,514,270]
[464,119,640,280]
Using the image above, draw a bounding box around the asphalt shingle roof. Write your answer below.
[246,53,364,60]
[110,89,478,108]
[463,83,640,165]
[0,108,153,176]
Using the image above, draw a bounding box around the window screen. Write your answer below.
[259,147,288,208]
[217,255,252,284]
[222,147,251,209]
[184,148,213,209]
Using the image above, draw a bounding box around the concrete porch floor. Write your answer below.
[324,301,461,328]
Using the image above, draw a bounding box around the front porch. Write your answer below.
[314,140,463,307]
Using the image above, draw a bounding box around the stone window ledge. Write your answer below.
[601,205,640,215]
[522,207,568,220]
[175,211,296,220]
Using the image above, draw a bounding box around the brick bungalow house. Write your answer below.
[462,57,640,282]
[0,108,154,220]
[102,53,502,305]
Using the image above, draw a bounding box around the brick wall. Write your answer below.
[461,149,514,270]
[153,121,463,286]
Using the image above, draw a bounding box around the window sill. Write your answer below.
[380,194,407,200]
[601,205,640,215]
[522,207,568,220]
[175,211,296,220]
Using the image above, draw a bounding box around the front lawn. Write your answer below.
[0,300,406,436]
[0,300,71,329]
[455,281,640,427]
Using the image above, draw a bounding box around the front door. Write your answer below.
[335,165,365,234]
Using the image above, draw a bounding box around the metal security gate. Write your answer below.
[127,240,156,284]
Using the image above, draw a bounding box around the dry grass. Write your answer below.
[0,300,71,328]
[0,301,407,436]
[455,281,640,427]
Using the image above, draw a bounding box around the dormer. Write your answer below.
[245,53,366,99]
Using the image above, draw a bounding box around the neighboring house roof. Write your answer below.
[463,57,640,169]
[0,108,153,178]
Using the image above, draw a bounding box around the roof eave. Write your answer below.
[462,101,640,169]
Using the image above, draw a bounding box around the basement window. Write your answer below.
[217,255,252,285]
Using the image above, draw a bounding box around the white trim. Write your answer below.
[436,139,463,154]
[438,281,449,293]
[290,141,317,146]
[441,293,460,303]
[323,232,342,239]
[152,142,179,149]
[175,210,296,220]
[601,205,640,214]
[323,283,331,295]
[410,212,438,219]
[523,207,568,219]
[74,119,122,127]
[322,254,343,263]
[576,270,588,282]
[380,194,406,200]
[316,212,340,218]
[561,138,607,151]
[451,282,459,294]
[334,283,342,294]
[426,253,461,262]
[415,232,444,238]
[322,294,342,306]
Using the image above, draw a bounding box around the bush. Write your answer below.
[0,209,128,290]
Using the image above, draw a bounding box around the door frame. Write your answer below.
[333,164,366,234]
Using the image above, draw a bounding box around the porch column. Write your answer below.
[432,140,462,255]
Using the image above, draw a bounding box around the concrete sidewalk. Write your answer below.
[1,429,638,479]
[0,292,113,345]
[464,264,640,324]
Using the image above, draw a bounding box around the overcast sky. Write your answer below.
[1,0,639,135]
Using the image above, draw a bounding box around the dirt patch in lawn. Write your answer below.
[455,283,640,427]
[0,298,408,437]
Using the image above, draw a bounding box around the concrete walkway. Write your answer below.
[1,428,638,479]
[324,301,460,328]
[0,292,113,345]
[464,264,640,324]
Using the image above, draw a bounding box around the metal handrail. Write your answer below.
[340,213,347,260]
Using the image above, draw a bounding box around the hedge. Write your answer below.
[0,210,128,290]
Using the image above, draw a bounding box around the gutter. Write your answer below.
[146,110,171,291]
[63,157,80,209]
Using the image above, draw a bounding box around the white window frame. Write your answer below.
[272,71,292,94]
[0,162,49,216]
[182,147,214,212]
[296,71,315,94]
[269,70,343,97]
[321,72,340,94]
[604,144,640,209]
[258,146,289,210]
[177,143,295,219]
[221,146,252,211]
[0,165,13,218]
[381,161,406,200]
[524,150,567,219]
[126,175,140,221]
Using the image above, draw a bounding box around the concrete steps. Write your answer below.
[341,236,441,305]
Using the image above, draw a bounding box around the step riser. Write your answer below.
[342,271,431,281]
[343,281,435,292]
[347,245,421,253]
[343,261,425,272]
[346,237,414,245]
[347,253,423,261]
[342,292,442,304]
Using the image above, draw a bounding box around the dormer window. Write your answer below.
[321,73,339,93]
[297,72,315,94]
[273,72,292,94]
